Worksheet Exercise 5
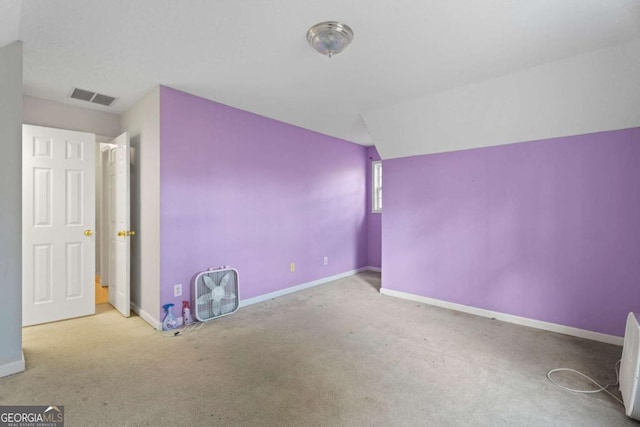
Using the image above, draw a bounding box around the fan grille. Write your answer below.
[194,268,239,321]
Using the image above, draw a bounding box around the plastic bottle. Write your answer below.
[182,300,193,324]
[162,303,178,330]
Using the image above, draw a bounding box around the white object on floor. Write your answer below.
[193,267,239,322]
[546,361,622,405]
[620,312,640,421]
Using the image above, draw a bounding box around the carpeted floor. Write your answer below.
[1,272,633,426]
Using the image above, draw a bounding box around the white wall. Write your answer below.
[23,95,121,139]
[0,41,24,377]
[121,87,161,329]
[363,39,640,160]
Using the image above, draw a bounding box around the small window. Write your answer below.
[372,161,382,213]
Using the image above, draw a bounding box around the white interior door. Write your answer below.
[22,125,96,326]
[107,132,131,317]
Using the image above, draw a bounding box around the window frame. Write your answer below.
[372,160,382,213]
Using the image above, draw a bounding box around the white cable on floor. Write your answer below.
[546,360,623,406]
[161,321,204,338]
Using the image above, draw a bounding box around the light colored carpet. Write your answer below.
[1,272,632,426]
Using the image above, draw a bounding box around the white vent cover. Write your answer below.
[69,87,117,107]
[620,312,640,420]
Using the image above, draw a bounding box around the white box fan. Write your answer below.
[193,267,239,322]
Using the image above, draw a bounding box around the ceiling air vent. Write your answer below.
[69,87,117,107]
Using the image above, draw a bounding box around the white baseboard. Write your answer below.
[366,266,381,273]
[0,352,25,378]
[130,302,162,330]
[240,267,370,308]
[380,288,623,346]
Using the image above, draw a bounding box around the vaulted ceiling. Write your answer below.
[2,1,639,147]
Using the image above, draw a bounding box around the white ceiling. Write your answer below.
[2,0,639,145]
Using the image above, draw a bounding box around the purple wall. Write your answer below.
[160,87,368,312]
[366,146,382,268]
[382,128,640,337]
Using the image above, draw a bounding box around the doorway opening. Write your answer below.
[95,140,116,305]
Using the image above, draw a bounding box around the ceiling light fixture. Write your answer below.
[306,21,354,58]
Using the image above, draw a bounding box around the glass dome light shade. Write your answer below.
[306,22,354,58]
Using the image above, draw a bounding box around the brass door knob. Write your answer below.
[117,230,126,237]
[84,229,93,237]
[126,230,136,237]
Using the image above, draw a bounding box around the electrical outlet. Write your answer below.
[290,262,295,272]
[323,256,328,265]
[173,283,182,297]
